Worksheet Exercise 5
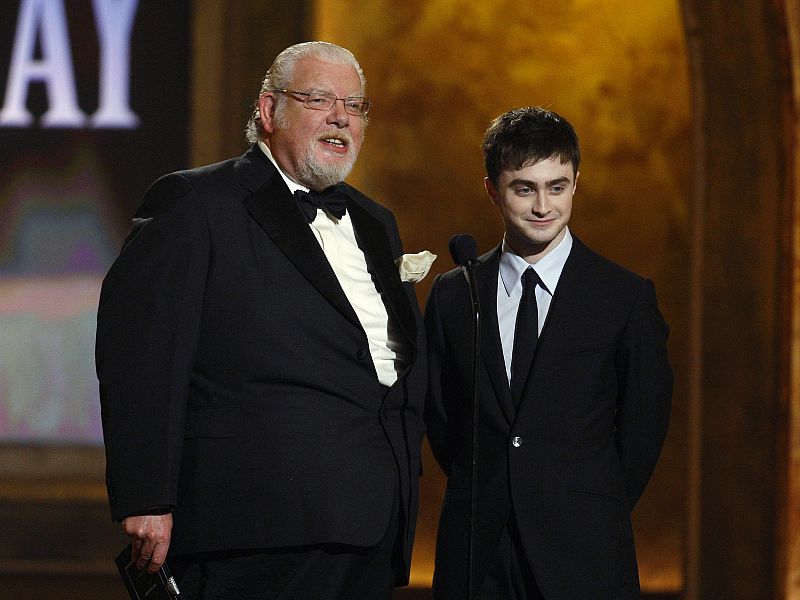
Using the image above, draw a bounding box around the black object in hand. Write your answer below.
[115,544,181,599]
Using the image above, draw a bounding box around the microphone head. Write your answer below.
[449,234,478,267]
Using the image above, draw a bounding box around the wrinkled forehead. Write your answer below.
[291,57,364,95]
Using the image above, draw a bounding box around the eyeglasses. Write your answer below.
[272,89,371,117]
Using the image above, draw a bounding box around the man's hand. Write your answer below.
[122,513,173,574]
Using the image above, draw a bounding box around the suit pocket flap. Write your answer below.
[569,488,626,506]
[564,343,614,356]
[184,405,241,438]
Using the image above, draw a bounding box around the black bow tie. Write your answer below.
[294,185,349,222]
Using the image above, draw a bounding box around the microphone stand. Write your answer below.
[461,258,481,600]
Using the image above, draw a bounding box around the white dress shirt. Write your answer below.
[497,229,573,383]
[258,142,404,386]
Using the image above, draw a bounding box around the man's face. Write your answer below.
[485,156,578,262]
[259,57,365,191]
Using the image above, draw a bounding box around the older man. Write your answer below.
[97,41,429,599]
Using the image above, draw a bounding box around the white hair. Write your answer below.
[244,41,366,143]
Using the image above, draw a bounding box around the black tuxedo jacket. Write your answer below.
[96,145,427,582]
[424,238,672,599]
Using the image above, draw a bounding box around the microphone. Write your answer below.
[448,233,481,599]
[449,234,478,267]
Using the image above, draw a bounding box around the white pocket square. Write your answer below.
[396,251,437,283]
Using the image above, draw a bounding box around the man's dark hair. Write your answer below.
[482,107,580,186]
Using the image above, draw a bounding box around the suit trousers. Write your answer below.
[171,494,402,600]
[476,515,545,600]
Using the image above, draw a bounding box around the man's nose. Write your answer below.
[327,99,350,126]
[531,193,550,216]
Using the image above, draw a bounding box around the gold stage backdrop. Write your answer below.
[315,0,691,592]
[4,1,800,598]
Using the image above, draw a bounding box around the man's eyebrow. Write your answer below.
[508,178,536,187]
[507,176,571,187]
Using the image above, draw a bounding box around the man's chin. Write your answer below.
[318,152,355,171]
[299,167,350,190]
[300,155,355,189]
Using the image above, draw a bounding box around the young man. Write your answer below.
[425,107,672,599]
[97,42,428,599]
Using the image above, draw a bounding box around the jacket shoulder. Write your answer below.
[344,184,394,221]
[139,155,238,204]
[571,236,649,289]
[435,245,499,284]
[140,148,273,217]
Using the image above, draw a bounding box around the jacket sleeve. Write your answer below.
[424,274,455,475]
[96,173,210,521]
[614,278,673,509]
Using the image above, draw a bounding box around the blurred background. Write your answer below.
[0,0,797,598]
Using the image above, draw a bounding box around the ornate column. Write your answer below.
[680,1,796,597]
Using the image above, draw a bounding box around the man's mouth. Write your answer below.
[320,136,349,150]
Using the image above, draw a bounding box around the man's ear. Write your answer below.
[484,176,499,206]
[573,170,580,196]
[258,93,277,134]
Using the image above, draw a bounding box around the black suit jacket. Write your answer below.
[424,238,672,599]
[96,145,427,582]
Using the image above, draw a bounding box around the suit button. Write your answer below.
[356,348,369,360]
[512,436,523,448]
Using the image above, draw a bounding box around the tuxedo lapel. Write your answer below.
[346,198,417,350]
[475,247,515,425]
[240,158,361,329]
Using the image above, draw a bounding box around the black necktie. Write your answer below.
[510,268,541,406]
[294,185,349,222]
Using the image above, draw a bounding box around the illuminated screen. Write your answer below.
[0,0,190,443]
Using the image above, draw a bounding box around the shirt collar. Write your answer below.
[258,141,309,194]
[499,228,573,297]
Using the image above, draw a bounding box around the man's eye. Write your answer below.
[550,186,565,193]
[307,95,331,108]
[345,99,364,111]
[515,187,533,195]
